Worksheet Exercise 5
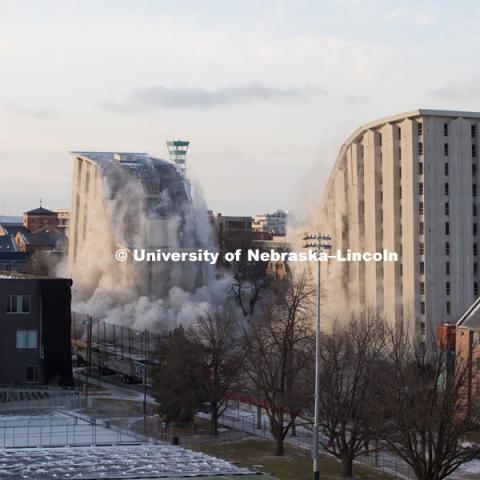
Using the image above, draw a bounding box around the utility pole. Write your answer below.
[143,328,149,441]
[303,233,332,480]
[85,316,93,410]
[143,328,148,416]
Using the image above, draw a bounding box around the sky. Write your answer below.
[1,0,480,217]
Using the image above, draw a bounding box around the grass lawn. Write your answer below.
[87,397,392,480]
[183,436,393,480]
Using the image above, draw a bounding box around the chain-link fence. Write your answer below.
[209,406,419,479]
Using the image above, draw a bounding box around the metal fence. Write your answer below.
[72,312,166,360]
[0,407,159,449]
[212,408,417,480]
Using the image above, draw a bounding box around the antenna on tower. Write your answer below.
[166,140,189,176]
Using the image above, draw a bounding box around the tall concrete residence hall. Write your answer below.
[320,109,480,340]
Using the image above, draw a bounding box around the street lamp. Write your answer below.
[303,233,332,480]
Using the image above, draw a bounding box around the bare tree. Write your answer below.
[373,322,480,480]
[319,310,386,478]
[190,305,242,436]
[242,269,315,455]
[153,326,204,423]
[228,237,269,317]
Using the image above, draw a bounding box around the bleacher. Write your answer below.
[0,386,77,405]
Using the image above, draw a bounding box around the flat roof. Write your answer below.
[0,271,69,280]
[0,444,257,479]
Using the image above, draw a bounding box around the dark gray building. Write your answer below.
[0,273,73,385]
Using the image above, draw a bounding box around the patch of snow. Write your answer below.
[0,445,252,478]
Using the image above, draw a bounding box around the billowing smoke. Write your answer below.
[63,153,229,332]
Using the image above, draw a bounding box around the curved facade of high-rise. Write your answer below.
[67,151,197,302]
[320,109,480,339]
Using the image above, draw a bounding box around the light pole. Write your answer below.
[303,233,332,480]
[144,328,148,417]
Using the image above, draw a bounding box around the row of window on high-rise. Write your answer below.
[419,241,480,261]
[416,142,476,157]
[420,301,451,315]
[417,122,477,138]
[420,281,479,296]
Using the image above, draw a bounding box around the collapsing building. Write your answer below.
[68,150,217,331]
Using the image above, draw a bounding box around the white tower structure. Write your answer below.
[167,140,190,176]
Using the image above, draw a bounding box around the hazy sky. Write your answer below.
[1,0,480,216]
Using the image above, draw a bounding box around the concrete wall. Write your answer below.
[320,110,480,339]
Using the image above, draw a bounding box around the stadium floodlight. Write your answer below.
[303,233,332,480]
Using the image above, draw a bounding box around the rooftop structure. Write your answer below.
[166,140,190,176]
[0,224,30,272]
[15,225,67,253]
[0,223,29,237]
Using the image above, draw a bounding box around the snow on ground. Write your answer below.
[0,409,253,479]
[0,409,139,448]
[457,459,480,474]
[0,444,252,479]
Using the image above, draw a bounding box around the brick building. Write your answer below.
[23,206,58,232]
